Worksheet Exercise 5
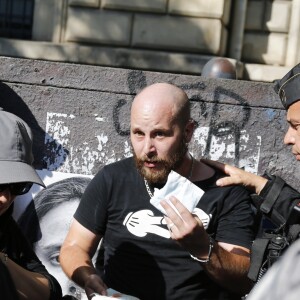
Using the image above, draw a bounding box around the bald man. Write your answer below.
[60,83,255,300]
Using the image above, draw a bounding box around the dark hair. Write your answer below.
[18,176,91,244]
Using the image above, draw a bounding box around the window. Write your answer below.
[0,0,34,39]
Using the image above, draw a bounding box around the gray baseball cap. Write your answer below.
[274,63,300,109]
[0,109,45,187]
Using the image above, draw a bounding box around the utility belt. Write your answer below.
[240,224,300,300]
[247,227,298,283]
[240,175,300,300]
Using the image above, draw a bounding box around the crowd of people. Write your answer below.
[1,59,300,300]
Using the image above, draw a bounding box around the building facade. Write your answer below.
[0,0,299,82]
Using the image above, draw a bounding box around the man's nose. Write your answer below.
[143,136,156,156]
[284,127,296,145]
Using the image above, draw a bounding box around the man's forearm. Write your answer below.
[201,243,252,295]
[60,245,97,289]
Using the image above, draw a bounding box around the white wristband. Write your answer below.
[190,237,214,263]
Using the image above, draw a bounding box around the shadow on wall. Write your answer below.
[0,81,68,169]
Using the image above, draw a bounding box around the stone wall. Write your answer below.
[243,0,292,65]
[65,0,230,55]
[0,56,299,188]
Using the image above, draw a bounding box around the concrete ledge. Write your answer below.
[102,0,168,13]
[0,38,290,82]
[69,0,100,7]
[0,55,256,100]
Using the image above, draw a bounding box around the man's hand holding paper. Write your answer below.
[150,170,212,258]
[150,170,204,215]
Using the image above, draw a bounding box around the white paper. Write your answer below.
[150,170,204,216]
[91,288,140,299]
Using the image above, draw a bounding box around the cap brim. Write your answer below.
[0,161,45,187]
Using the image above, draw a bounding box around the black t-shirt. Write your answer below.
[75,157,255,300]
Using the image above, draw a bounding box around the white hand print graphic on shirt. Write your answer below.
[123,210,170,238]
[123,209,212,239]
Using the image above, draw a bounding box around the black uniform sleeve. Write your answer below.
[252,175,300,227]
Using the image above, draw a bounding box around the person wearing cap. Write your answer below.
[203,63,300,229]
[0,109,62,300]
[203,64,300,299]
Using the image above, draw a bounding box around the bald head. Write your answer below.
[130,83,193,183]
[131,83,190,127]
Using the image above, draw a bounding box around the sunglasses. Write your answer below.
[0,182,33,195]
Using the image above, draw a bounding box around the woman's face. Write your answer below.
[34,199,88,299]
[0,188,15,216]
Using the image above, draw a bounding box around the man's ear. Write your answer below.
[184,119,195,142]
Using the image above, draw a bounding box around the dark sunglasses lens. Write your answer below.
[10,182,33,195]
[0,184,9,193]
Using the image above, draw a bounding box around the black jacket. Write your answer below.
[0,204,62,300]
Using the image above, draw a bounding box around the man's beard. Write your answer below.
[133,138,188,184]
